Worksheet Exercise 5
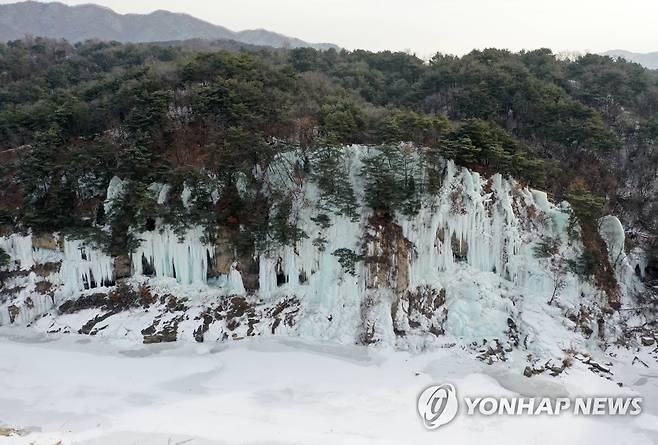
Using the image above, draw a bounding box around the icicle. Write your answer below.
[283,248,299,287]
[599,215,636,288]
[227,261,246,295]
[401,162,532,286]
[258,255,278,298]
[131,226,213,285]
[0,233,34,270]
[61,239,114,294]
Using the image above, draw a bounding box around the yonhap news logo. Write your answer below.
[417,383,643,430]
[417,384,460,429]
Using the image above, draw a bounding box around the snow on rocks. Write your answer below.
[0,234,115,326]
[0,146,652,374]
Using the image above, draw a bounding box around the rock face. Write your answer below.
[365,214,412,293]
[113,255,131,279]
[612,139,658,283]
[209,233,260,291]
[0,146,653,364]
[32,233,59,251]
[392,286,447,339]
[210,233,235,277]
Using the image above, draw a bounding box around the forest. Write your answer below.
[0,37,657,285]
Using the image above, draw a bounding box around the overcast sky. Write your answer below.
[4,0,657,56]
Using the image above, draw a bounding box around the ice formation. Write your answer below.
[240,147,631,352]
[59,238,114,295]
[181,183,193,209]
[104,176,126,216]
[399,163,528,285]
[0,233,34,270]
[599,215,642,294]
[0,233,114,325]
[131,226,213,285]
[0,146,649,359]
[227,261,246,295]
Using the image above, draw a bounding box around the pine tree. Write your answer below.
[567,180,605,230]
[311,144,359,221]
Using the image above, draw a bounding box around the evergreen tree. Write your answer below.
[311,144,359,221]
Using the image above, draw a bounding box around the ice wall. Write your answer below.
[253,147,590,350]
[0,233,114,290]
[0,234,114,326]
[256,148,367,343]
[0,233,34,270]
[60,238,114,294]
[395,160,579,350]
[2,145,643,356]
[131,226,214,285]
[399,160,547,289]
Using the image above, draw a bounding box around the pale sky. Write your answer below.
[3,0,658,56]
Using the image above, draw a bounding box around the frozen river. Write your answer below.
[0,328,657,444]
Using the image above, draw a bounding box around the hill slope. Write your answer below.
[0,1,337,50]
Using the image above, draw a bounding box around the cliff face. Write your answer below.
[613,140,658,241]
[0,146,654,368]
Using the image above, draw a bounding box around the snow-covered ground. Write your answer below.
[1,328,657,445]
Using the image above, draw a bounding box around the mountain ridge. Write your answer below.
[0,1,338,50]
[603,49,658,70]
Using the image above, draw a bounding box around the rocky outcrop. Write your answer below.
[210,233,234,277]
[392,286,447,338]
[365,213,412,292]
[32,233,59,251]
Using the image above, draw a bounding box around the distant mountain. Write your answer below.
[0,1,338,50]
[602,50,658,70]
